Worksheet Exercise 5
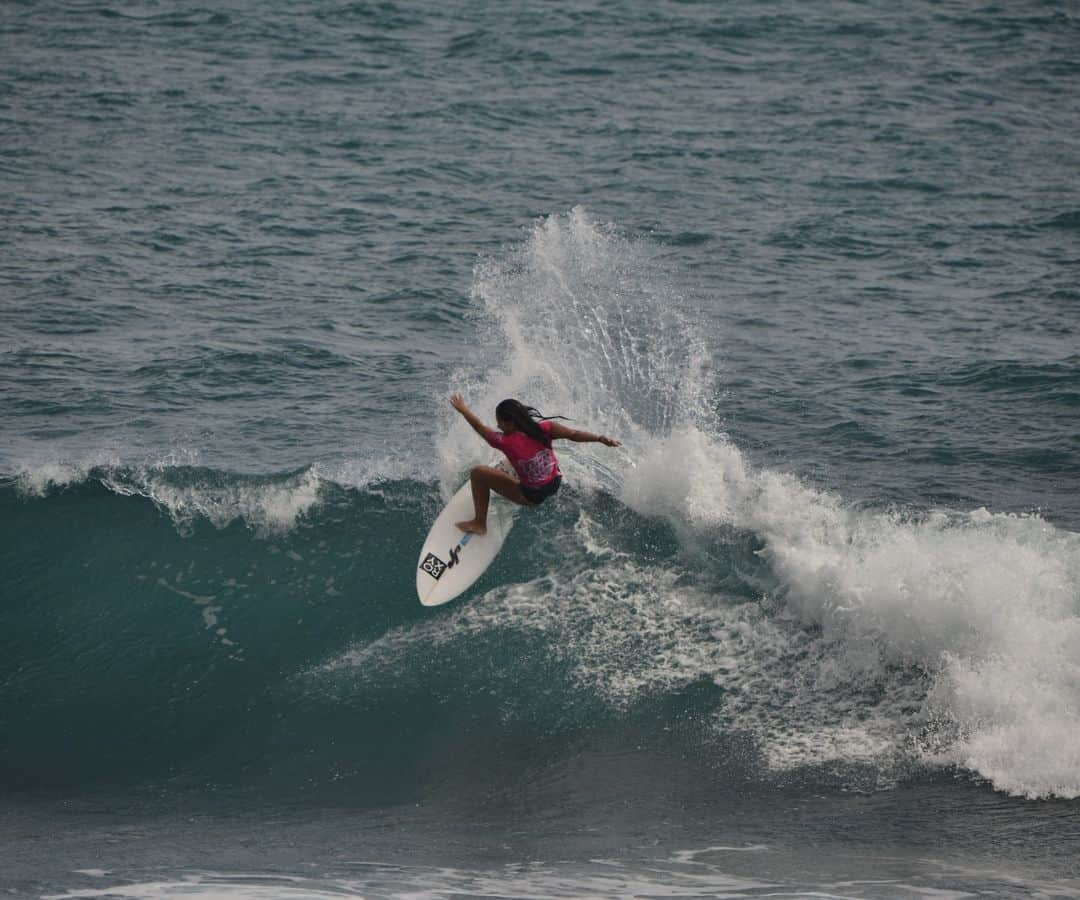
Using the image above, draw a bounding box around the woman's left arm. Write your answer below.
[547,421,620,447]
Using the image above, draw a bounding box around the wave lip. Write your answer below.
[7,457,324,534]
[100,466,325,534]
[5,446,436,535]
[11,457,103,497]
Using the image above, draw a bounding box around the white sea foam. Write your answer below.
[425,209,1080,799]
[637,426,1080,794]
[620,421,1080,796]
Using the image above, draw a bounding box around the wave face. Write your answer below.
[5,211,1080,804]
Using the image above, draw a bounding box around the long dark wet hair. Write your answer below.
[495,399,568,446]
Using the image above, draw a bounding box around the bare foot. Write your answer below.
[455,519,487,535]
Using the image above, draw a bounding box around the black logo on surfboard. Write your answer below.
[420,553,447,580]
[421,534,473,581]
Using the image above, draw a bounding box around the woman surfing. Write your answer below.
[450,393,621,535]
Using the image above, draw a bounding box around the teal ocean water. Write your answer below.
[3,1,1080,897]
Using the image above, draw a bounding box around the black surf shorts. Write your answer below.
[521,476,561,505]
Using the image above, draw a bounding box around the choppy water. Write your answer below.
[3,0,1080,897]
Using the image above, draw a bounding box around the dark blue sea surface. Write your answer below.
[3,0,1080,897]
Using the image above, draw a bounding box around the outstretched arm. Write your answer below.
[547,421,621,447]
[450,393,493,440]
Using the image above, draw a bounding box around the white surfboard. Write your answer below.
[416,466,515,607]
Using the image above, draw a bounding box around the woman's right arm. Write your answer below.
[451,393,493,440]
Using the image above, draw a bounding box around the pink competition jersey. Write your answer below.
[485,420,562,488]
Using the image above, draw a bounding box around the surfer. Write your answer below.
[450,393,620,535]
